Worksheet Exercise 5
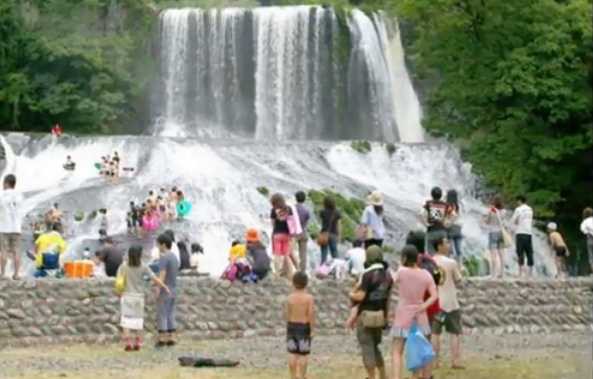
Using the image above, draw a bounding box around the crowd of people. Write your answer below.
[2,169,593,378]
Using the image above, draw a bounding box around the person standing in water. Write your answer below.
[0,174,24,280]
[294,191,310,272]
[360,191,386,249]
[421,187,450,255]
[511,195,535,277]
[484,195,507,278]
[445,190,463,262]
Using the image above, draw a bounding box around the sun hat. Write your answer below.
[245,228,260,243]
[367,191,384,206]
[365,245,384,265]
[547,222,557,231]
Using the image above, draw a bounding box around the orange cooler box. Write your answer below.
[64,261,94,279]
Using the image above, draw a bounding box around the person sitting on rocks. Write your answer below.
[245,228,271,280]
[34,223,67,277]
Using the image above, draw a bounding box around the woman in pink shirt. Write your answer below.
[391,245,438,379]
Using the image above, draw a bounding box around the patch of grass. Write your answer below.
[308,189,366,242]
[463,255,481,277]
[350,140,371,154]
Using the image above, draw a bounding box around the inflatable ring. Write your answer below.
[176,200,192,217]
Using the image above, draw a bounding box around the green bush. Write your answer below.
[307,189,366,242]
[350,140,372,154]
[256,186,270,197]
[463,256,481,277]
[385,142,397,156]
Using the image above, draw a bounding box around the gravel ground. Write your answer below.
[0,332,590,379]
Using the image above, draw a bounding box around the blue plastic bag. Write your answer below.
[405,322,436,371]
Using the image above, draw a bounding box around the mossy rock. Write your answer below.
[87,210,98,221]
[351,140,371,154]
[73,211,85,222]
[385,143,397,156]
[256,186,270,197]
[307,189,366,242]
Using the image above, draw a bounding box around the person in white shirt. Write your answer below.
[510,195,534,277]
[431,236,464,369]
[580,207,593,274]
[345,240,366,276]
[0,174,24,280]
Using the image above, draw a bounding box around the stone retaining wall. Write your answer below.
[0,277,591,346]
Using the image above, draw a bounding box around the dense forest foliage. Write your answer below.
[393,0,592,271]
[1,0,592,267]
[0,0,255,134]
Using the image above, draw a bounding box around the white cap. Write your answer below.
[547,222,557,231]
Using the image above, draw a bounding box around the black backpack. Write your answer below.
[419,254,444,285]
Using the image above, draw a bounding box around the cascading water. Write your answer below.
[1,133,556,278]
[153,6,423,142]
[0,6,555,278]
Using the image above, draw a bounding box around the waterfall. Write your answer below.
[153,6,423,142]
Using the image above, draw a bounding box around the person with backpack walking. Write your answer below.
[318,196,341,265]
[511,195,535,277]
[349,246,392,379]
[116,245,169,351]
[421,187,450,255]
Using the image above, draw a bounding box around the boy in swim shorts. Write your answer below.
[285,271,315,379]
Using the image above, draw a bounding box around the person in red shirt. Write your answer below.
[51,123,63,137]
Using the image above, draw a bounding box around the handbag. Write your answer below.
[114,268,126,295]
[494,210,513,248]
[317,231,329,247]
[360,310,386,328]
[405,322,436,371]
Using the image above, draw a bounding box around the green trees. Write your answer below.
[0,0,155,133]
[395,0,592,219]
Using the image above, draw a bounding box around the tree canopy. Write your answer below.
[394,0,592,219]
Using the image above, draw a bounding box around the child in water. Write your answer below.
[285,271,315,379]
[117,245,169,351]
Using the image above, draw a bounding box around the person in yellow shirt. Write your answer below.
[229,240,246,263]
[35,223,67,270]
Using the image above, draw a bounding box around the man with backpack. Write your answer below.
[421,187,450,255]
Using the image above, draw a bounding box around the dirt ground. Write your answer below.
[0,332,590,379]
